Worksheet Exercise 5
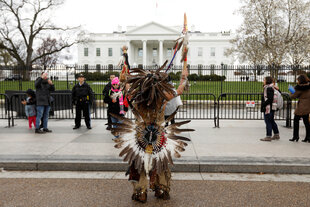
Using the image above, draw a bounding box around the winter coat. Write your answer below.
[102,82,112,98]
[104,89,128,115]
[290,82,310,115]
[261,86,274,113]
[72,82,93,104]
[35,77,55,106]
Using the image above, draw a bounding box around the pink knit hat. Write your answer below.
[111,77,120,85]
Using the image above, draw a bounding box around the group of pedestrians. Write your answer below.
[22,72,309,141]
[260,74,310,143]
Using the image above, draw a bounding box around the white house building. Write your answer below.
[77,22,235,68]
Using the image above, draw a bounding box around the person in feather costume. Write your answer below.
[110,13,192,203]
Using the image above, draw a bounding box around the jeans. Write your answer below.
[264,111,279,137]
[293,114,310,139]
[36,106,50,130]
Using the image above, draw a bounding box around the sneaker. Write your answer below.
[271,134,280,140]
[260,137,272,142]
[35,129,45,134]
[87,126,92,130]
[73,126,80,130]
[43,128,52,133]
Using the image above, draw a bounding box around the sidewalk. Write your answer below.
[0,119,309,174]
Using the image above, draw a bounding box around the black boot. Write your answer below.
[289,137,299,142]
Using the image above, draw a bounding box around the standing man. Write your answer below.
[35,72,55,134]
[103,74,115,130]
[72,73,93,130]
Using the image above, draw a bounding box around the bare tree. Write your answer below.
[35,36,60,69]
[231,0,310,79]
[226,35,266,80]
[0,0,81,79]
[0,48,14,66]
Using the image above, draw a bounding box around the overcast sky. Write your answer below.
[53,0,243,63]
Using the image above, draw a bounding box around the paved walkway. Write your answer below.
[0,119,309,173]
[0,177,310,207]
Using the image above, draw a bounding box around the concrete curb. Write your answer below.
[1,157,310,174]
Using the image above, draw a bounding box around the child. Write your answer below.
[22,89,36,129]
[104,77,128,138]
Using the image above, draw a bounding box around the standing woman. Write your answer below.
[289,74,310,142]
[260,76,280,141]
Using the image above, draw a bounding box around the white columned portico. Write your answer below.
[143,40,147,66]
[159,40,163,66]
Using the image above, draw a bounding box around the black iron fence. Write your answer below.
[1,65,310,98]
[1,91,295,129]
[0,65,306,128]
[0,93,10,127]
[217,93,292,128]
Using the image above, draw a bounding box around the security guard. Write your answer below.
[72,73,93,129]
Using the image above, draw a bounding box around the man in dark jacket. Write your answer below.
[35,72,55,134]
[103,74,115,130]
[72,73,93,130]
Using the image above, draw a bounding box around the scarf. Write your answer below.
[263,83,277,114]
[111,88,125,114]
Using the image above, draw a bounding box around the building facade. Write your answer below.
[77,22,235,68]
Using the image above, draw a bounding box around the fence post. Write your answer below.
[285,94,292,128]
[66,66,69,90]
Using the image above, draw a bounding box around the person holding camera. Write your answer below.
[72,73,93,130]
[35,72,55,134]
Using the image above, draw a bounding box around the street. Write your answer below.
[0,172,310,207]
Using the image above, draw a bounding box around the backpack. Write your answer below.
[273,89,283,110]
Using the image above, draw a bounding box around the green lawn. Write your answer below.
[0,80,293,100]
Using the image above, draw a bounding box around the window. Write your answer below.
[198,47,203,57]
[198,64,203,75]
[211,47,215,57]
[211,64,215,74]
[108,64,113,71]
[138,48,143,57]
[108,48,113,57]
[84,48,88,57]
[96,64,101,71]
[84,64,89,72]
[153,48,158,57]
[167,48,172,57]
[96,48,101,56]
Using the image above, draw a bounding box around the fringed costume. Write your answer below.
[110,13,192,203]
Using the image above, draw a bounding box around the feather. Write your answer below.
[174,151,181,158]
[165,111,177,124]
[110,128,133,134]
[167,150,174,165]
[156,60,168,73]
[119,145,130,157]
[124,148,134,162]
[114,142,124,149]
[167,120,191,128]
[169,128,195,134]
[177,39,184,51]
[109,113,133,125]
[167,134,191,142]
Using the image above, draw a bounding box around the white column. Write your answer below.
[143,40,147,66]
[159,40,163,66]
[126,41,131,65]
